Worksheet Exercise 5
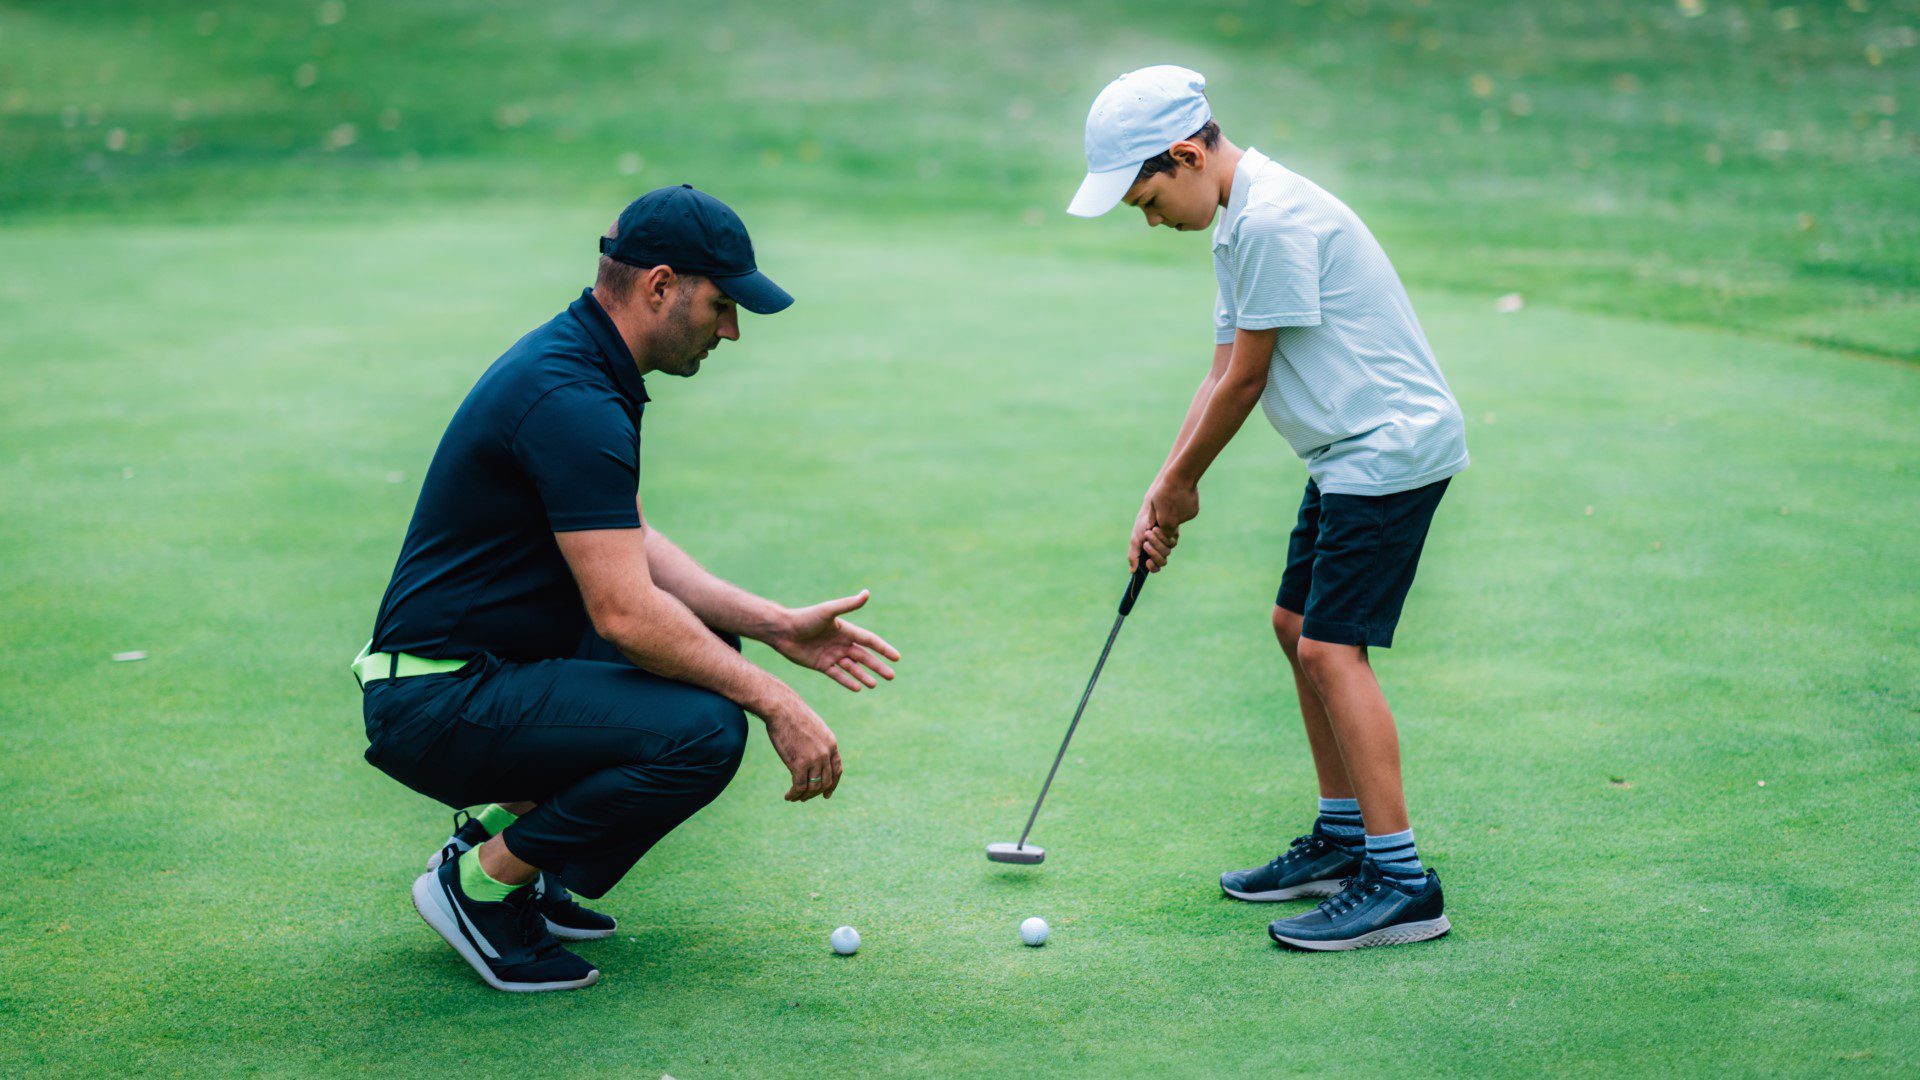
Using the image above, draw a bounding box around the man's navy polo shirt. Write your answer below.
[370,289,647,662]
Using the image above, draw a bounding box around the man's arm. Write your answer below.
[1144,327,1279,538]
[641,525,784,639]
[555,527,842,802]
[640,517,900,693]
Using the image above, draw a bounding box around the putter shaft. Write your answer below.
[1013,557,1144,845]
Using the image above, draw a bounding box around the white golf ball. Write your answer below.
[830,925,860,955]
[1020,917,1049,947]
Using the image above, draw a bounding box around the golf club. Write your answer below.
[987,550,1152,865]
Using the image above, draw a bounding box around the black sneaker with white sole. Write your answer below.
[411,859,600,992]
[425,812,619,941]
[425,811,492,871]
[1219,831,1363,902]
[535,871,617,941]
[1267,860,1451,951]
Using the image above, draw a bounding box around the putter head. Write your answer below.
[986,842,1045,865]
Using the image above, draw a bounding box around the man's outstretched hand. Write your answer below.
[768,590,901,693]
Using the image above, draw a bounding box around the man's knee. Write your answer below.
[684,691,749,776]
[1272,606,1304,659]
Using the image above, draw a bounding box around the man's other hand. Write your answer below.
[761,693,843,801]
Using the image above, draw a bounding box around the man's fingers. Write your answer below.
[825,664,864,693]
[819,590,870,618]
[840,656,878,689]
[843,621,901,662]
[822,746,843,799]
[850,646,896,681]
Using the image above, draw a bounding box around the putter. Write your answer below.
[987,550,1152,865]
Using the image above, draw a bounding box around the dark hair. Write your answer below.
[596,254,644,301]
[1134,120,1221,182]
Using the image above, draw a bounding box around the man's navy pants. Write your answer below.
[362,630,748,899]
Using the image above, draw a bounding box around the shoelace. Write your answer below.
[509,890,567,956]
[1316,868,1385,918]
[1270,833,1328,869]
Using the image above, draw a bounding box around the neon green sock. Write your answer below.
[475,804,520,835]
[457,845,526,903]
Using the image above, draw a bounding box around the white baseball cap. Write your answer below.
[1066,65,1212,218]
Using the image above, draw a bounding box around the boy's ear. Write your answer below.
[1170,140,1207,171]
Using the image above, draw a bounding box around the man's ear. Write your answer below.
[1170,140,1206,172]
[641,264,678,309]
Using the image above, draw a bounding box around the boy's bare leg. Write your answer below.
[1271,607,1355,800]
[1292,638,1410,835]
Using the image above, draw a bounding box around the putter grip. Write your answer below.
[1119,549,1150,616]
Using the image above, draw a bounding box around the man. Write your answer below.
[1067,67,1466,950]
[355,184,901,991]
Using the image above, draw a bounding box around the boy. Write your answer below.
[1067,66,1468,950]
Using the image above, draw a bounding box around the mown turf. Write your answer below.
[2,1,1917,1075]
[1,210,1915,1075]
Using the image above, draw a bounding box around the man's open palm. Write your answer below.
[771,590,901,693]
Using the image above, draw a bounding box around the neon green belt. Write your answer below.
[352,640,471,688]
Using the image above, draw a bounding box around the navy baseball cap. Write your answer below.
[598,185,792,314]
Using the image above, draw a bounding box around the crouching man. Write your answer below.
[354,185,900,991]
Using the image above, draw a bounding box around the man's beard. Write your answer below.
[652,289,709,377]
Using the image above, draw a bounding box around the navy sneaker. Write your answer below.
[1220,831,1363,902]
[425,811,491,871]
[425,811,618,940]
[410,859,600,992]
[534,871,618,941]
[1267,860,1451,951]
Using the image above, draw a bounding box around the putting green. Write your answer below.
[2,210,1915,1075]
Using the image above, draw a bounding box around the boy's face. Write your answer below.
[1120,145,1218,232]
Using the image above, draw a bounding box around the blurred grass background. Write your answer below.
[2,0,1915,357]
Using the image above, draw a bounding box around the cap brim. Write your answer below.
[1066,164,1139,218]
[711,268,793,315]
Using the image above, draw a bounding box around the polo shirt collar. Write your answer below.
[567,288,650,405]
[1213,146,1271,247]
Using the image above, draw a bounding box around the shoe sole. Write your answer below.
[410,873,600,992]
[1270,915,1452,952]
[1221,878,1347,902]
[546,919,617,942]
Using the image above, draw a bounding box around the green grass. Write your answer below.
[1,0,1915,357]
[3,210,1916,1075]
[3,1,1919,1075]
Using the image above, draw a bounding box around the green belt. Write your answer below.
[352,640,471,688]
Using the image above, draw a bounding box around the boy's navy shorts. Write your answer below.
[1275,477,1450,648]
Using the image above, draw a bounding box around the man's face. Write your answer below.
[1121,158,1217,232]
[651,276,739,378]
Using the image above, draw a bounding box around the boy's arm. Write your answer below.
[1144,326,1279,537]
[1130,342,1234,571]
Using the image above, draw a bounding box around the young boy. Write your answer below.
[1068,66,1468,950]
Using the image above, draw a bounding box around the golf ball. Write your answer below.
[1020,917,1049,947]
[830,925,860,955]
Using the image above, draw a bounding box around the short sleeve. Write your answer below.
[510,381,642,532]
[1212,288,1236,345]
[1228,209,1322,330]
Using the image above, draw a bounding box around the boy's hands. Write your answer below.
[1129,483,1193,572]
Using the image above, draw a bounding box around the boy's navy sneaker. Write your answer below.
[425,810,491,870]
[425,812,618,941]
[1220,831,1362,902]
[1267,860,1451,951]
[534,871,617,941]
[410,859,600,992]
